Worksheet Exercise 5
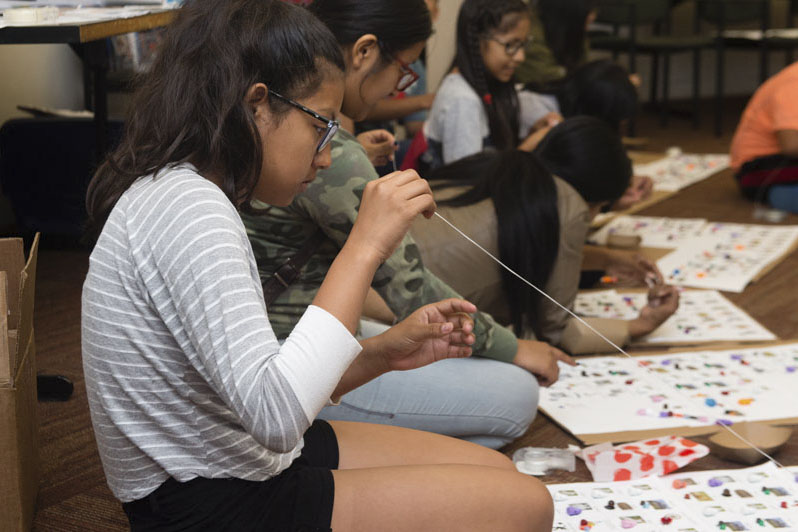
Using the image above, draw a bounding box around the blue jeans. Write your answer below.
[768,184,798,213]
[318,356,539,449]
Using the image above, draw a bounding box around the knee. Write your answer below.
[499,366,540,435]
[473,446,517,471]
[520,476,554,531]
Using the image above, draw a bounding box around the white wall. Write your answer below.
[426,0,465,92]
[0,45,84,125]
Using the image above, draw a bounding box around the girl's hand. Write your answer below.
[612,175,654,211]
[629,285,680,337]
[603,249,664,288]
[519,112,563,152]
[357,129,397,167]
[512,339,576,387]
[348,170,436,263]
[367,299,477,372]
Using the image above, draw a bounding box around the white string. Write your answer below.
[432,210,789,470]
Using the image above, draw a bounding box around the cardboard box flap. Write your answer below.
[15,233,39,380]
[0,238,24,332]
[0,272,9,386]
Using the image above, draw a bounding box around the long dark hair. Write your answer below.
[455,0,530,151]
[430,150,559,337]
[535,60,638,131]
[85,0,345,241]
[537,0,596,74]
[309,0,432,60]
[533,116,632,204]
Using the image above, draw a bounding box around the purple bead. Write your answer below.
[787,366,796,373]
[730,354,743,361]
[567,506,582,516]
[708,478,723,487]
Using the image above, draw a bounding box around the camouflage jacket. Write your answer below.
[241,129,518,363]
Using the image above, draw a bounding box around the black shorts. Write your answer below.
[736,154,798,200]
[122,420,338,532]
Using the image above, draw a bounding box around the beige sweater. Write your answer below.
[411,178,630,354]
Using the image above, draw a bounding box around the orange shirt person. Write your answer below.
[731,62,798,211]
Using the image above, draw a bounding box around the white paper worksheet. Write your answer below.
[634,153,730,192]
[574,289,776,344]
[587,216,708,249]
[657,223,798,293]
[548,463,797,531]
[539,343,798,437]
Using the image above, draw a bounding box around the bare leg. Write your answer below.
[329,421,553,532]
[331,420,514,470]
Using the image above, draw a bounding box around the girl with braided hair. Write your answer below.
[420,0,555,171]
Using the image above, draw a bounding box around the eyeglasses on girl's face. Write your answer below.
[489,36,531,57]
[392,55,420,92]
[377,41,421,92]
[268,89,340,153]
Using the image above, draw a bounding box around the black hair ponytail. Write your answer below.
[430,150,559,337]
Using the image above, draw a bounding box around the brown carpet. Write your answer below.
[28,100,798,530]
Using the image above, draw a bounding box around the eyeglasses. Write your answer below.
[378,41,420,92]
[392,55,420,92]
[267,89,340,153]
[489,36,531,57]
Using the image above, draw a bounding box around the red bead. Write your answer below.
[581,520,588,526]
[661,516,673,525]
[782,501,788,508]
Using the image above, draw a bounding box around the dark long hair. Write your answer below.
[309,0,432,60]
[455,0,530,150]
[537,0,596,74]
[533,116,632,204]
[430,150,559,337]
[85,0,345,241]
[535,60,638,131]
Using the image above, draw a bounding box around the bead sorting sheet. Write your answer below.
[634,153,730,193]
[574,290,776,345]
[539,343,798,438]
[549,462,798,531]
[588,216,708,249]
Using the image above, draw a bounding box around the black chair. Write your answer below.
[592,0,714,129]
[696,0,771,137]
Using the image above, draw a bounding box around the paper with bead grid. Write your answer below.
[574,289,776,344]
[587,216,708,249]
[538,343,798,437]
[634,153,730,193]
[548,462,797,532]
[656,223,798,293]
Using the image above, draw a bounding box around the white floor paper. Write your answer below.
[574,290,776,344]
[539,343,798,437]
[549,462,798,531]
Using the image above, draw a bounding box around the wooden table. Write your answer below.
[0,8,176,154]
[508,168,798,483]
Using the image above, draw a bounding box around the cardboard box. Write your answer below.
[0,234,40,532]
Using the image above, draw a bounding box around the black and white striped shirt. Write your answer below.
[82,165,361,502]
